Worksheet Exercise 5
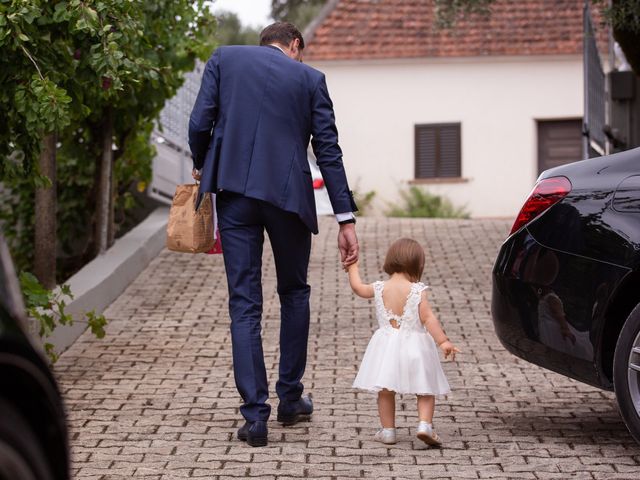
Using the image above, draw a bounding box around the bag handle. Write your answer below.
[193,182,206,212]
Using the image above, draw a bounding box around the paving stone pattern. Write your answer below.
[55,217,640,480]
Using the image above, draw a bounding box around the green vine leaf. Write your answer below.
[86,310,107,339]
[19,271,107,363]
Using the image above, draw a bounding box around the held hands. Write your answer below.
[438,340,461,361]
[192,168,202,181]
[344,259,359,274]
[338,223,359,268]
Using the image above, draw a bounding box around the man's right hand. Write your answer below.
[338,223,359,268]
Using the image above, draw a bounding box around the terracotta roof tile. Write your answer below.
[305,0,607,61]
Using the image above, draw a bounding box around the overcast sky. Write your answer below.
[209,0,273,28]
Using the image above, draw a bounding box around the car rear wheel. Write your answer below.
[614,303,640,444]
[0,398,53,480]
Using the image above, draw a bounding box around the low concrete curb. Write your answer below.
[47,207,169,354]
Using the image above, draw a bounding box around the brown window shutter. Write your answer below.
[415,123,461,178]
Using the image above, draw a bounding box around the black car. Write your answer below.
[492,146,640,442]
[0,234,69,480]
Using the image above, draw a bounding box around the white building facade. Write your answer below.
[309,54,583,217]
[303,0,596,218]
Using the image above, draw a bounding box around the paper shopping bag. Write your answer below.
[166,184,215,253]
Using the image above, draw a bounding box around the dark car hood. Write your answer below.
[540,146,640,183]
[528,146,640,269]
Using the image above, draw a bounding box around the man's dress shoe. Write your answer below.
[277,394,314,426]
[237,421,268,447]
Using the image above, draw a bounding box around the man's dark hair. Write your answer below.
[260,22,305,49]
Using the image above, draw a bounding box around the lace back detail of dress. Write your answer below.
[373,281,428,331]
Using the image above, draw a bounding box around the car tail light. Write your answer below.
[510,176,572,235]
[313,178,325,189]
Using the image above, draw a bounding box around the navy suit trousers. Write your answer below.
[216,192,312,422]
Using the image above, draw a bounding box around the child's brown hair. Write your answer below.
[383,238,425,282]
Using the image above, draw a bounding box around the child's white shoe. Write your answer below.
[416,421,441,446]
[374,427,397,444]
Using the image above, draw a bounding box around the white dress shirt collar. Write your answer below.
[269,44,287,55]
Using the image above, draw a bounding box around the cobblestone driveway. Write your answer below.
[55,217,640,479]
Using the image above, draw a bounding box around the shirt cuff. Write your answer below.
[335,212,355,223]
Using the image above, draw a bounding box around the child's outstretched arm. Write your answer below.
[346,262,374,298]
[418,291,461,360]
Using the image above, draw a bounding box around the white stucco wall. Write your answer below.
[308,55,583,218]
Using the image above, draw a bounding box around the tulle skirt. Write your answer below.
[352,327,451,396]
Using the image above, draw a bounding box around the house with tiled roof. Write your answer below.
[304,0,603,217]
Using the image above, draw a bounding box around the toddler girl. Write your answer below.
[347,238,460,446]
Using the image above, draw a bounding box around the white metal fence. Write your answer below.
[150,62,204,204]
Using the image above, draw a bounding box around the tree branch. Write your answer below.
[19,44,44,80]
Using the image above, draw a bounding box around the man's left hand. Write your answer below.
[338,223,358,268]
[192,168,202,181]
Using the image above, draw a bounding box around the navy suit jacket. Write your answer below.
[188,45,357,234]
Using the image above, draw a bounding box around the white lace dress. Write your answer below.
[352,281,451,396]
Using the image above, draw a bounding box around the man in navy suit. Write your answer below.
[189,22,358,447]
